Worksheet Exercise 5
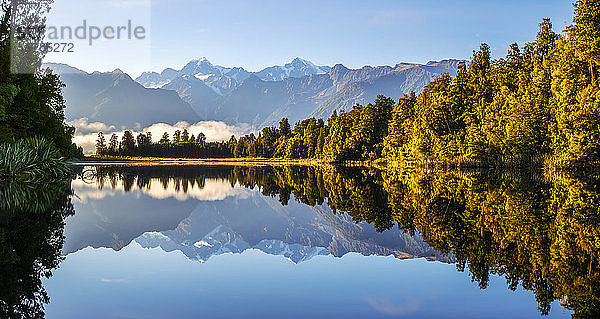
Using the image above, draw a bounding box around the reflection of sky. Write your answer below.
[43,242,572,319]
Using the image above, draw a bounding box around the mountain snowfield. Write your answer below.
[136,57,330,91]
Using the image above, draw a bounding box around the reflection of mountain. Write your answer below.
[135,195,450,264]
[67,166,451,264]
[65,179,201,254]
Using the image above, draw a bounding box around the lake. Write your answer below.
[3,164,598,318]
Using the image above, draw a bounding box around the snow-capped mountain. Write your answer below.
[132,194,451,264]
[65,165,454,264]
[136,57,330,90]
[133,57,460,128]
[254,57,331,82]
[135,57,330,97]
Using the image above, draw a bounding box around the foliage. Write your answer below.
[0,1,80,158]
[0,137,71,183]
[0,178,73,318]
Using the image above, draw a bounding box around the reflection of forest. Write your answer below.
[0,181,74,318]
[92,165,600,318]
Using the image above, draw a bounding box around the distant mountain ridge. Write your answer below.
[45,63,201,129]
[46,57,460,132]
[135,57,461,128]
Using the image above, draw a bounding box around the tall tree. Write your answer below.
[108,134,119,154]
[120,130,135,155]
[159,132,170,144]
[182,129,189,143]
[173,130,181,144]
[95,132,106,156]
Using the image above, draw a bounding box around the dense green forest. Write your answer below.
[89,164,600,318]
[0,0,80,158]
[98,0,600,168]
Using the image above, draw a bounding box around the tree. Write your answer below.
[551,0,600,165]
[279,118,291,137]
[197,132,206,144]
[108,134,119,154]
[0,1,79,157]
[159,132,170,144]
[136,133,150,147]
[120,130,135,155]
[95,132,107,156]
[173,130,181,144]
[182,129,189,142]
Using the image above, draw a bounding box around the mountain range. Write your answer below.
[45,63,201,129]
[46,57,460,131]
[135,57,460,128]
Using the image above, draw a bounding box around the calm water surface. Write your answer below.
[4,165,597,318]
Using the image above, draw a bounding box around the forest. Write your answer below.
[97,1,600,168]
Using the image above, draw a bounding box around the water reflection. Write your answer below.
[67,165,600,318]
[67,165,447,263]
[0,181,74,318]
[1,164,594,318]
[382,170,600,318]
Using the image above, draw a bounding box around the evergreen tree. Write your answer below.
[552,0,600,165]
[160,132,170,144]
[182,129,189,143]
[0,2,79,157]
[108,134,119,154]
[173,130,181,144]
[120,130,135,155]
[279,118,291,137]
[95,132,107,156]
[197,132,206,145]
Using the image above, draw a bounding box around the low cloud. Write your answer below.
[71,119,252,154]
[67,118,117,135]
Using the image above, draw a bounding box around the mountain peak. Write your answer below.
[187,57,212,66]
[289,57,309,65]
[43,62,88,75]
[330,63,349,72]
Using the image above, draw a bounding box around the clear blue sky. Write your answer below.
[45,0,575,76]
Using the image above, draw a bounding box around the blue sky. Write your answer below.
[45,0,574,77]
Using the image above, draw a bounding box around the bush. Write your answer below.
[0,137,71,183]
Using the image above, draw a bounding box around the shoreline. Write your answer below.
[72,156,599,175]
[72,156,335,167]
